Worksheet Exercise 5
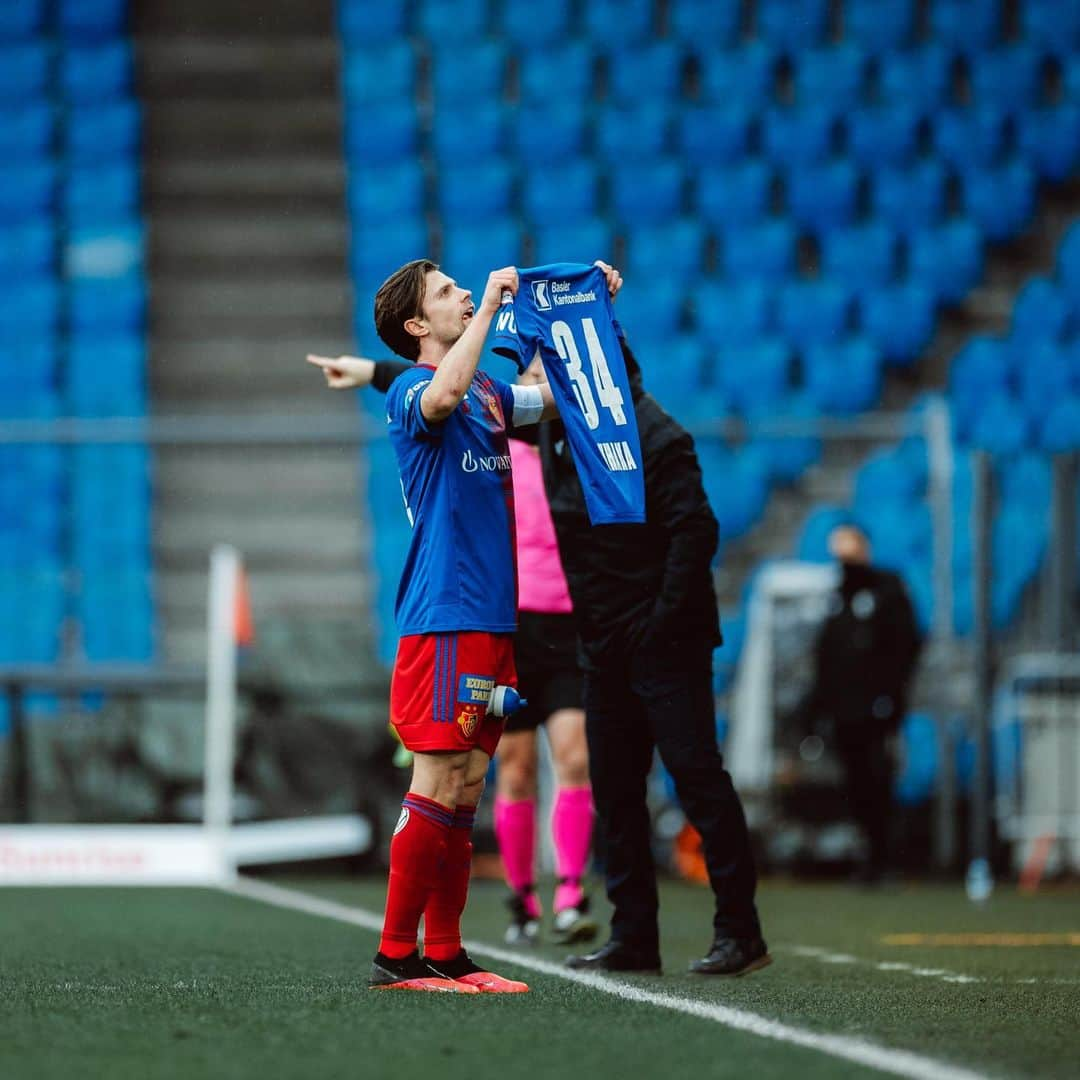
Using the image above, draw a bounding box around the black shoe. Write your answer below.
[504,890,541,946]
[368,950,477,992]
[689,937,772,976]
[565,939,661,974]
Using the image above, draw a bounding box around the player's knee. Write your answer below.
[497,758,537,800]
[555,751,590,788]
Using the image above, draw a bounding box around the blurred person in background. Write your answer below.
[796,523,922,884]
[310,351,598,949]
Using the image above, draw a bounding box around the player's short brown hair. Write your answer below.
[374,258,438,360]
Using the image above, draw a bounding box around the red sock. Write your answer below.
[378,793,453,959]
[423,804,476,963]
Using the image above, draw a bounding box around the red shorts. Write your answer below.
[390,631,517,757]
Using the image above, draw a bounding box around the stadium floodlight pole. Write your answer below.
[926,396,954,645]
[203,544,241,842]
[966,451,994,902]
[1046,453,1078,652]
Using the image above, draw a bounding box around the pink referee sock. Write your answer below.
[494,796,541,919]
[552,785,594,913]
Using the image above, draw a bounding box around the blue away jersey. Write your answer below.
[493,263,646,526]
[385,364,518,636]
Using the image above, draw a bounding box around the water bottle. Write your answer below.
[487,685,527,717]
[965,857,993,902]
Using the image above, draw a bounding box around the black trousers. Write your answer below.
[837,739,895,874]
[583,646,761,950]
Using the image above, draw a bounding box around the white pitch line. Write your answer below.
[791,946,984,985]
[224,877,988,1080]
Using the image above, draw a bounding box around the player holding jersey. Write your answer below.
[309,258,621,994]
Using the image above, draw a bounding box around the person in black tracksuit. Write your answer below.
[797,524,922,883]
[534,342,768,976]
[320,339,767,976]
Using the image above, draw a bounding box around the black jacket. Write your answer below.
[801,561,922,747]
[371,347,723,667]
[532,344,722,667]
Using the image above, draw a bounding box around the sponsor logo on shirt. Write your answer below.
[534,279,598,308]
[532,280,552,310]
[461,448,512,473]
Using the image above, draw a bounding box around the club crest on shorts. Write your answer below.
[456,709,480,739]
[456,673,495,739]
[394,806,410,835]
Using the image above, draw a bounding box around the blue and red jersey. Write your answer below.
[384,364,519,636]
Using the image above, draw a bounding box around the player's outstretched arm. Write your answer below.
[421,267,518,423]
[306,354,376,390]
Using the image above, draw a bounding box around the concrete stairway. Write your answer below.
[714,178,1080,615]
[135,1,374,665]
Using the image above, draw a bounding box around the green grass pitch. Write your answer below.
[2,875,1077,1079]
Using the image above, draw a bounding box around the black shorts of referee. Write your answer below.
[507,611,584,733]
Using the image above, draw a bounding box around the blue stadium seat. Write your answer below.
[793,45,868,109]
[0,569,63,662]
[998,453,1052,513]
[58,0,126,39]
[67,336,144,416]
[906,220,983,305]
[967,44,1044,112]
[755,0,829,51]
[695,160,773,229]
[797,505,852,562]
[0,44,49,98]
[1017,341,1073,415]
[698,42,777,104]
[966,391,1030,454]
[720,220,797,282]
[437,161,514,221]
[646,335,706,408]
[79,572,154,662]
[669,0,741,46]
[441,221,523,292]
[61,42,133,101]
[1021,0,1080,60]
[1018,106,1080,183]
[519,42,595,101]
[584,0,654,45]
[0,0,45,38]
[608,42,684,104]
[778,281,852,347]
[958,160,1036,243]
[716,338,791,412]
[693,280,773,343]
[746,393,822,484]
[609,159,684,223]
[854,441,927,507]
[609,279,684,343]
[63,163,139,225]
[0,220,54,273]
[342,43,414,104]
[624,219,704,282]
[431,103,506,161]
[804,338,882,414]
[870,161,947,234]
[678,105,754,167]
[821,222,897,288]
[762,105,837,166]
[501,0,571,45]
[786,158,860,234]
[948,337,1010,441]
[706,448,771,539]
[860,504,932,573]
[349,220,429,296]
[337,0,408,43]
[0,276,58,330]
[531,219,615,266]
[522,159,598,223]
[69,275,144,331]
[343,103,417,164]
[65,101,140,163]
[431,41,507,103]
[64,220,143,279]
[933,107,1008,169]
[877,46,954,111]
[415,0,488,41]
[1056,221,1080,291]
[845,104,921,168]
[857,283,935,367]
[513,103,588,164]
[929,0,1001,56]
[0,103,54,157]
[1039,395,1080,452]
[595,104,670,162]
[842,0,915,53]
[348,161,424,221]
[1011,277,1071,344]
